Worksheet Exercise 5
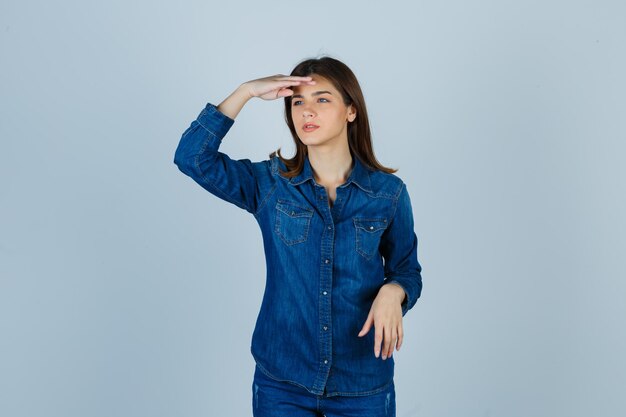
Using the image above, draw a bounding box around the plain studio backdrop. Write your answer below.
[1,1,625,416]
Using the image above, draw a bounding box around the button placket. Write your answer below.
[314,184,334,382]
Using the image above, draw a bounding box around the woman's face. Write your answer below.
[290,75,356,148]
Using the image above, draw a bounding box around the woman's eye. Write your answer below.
[293,98,329,106]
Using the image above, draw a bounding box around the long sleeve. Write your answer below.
[380,182,423,316]
[173,102,269,215]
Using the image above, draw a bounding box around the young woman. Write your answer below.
[174,56,423,417]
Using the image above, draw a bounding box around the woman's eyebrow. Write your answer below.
[292,90,333,98]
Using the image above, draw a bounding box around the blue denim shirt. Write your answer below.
[173,102,423,397]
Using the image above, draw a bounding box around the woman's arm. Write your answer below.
[358,182,423,360]
[216,84,252,120]
[173,97,262,214]
[380,182,423,317]
[173,76,316,215]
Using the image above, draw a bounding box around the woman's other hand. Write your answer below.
[357,283,407,360]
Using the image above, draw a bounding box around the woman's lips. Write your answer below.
[303,124,319,132]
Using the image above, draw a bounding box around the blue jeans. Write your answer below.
[252,364,396,417]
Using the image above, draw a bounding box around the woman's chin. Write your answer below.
[300,136,331,147]
[299,137,319,146]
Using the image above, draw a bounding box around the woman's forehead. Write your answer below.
[293,76,337,93]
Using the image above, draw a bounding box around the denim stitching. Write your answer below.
[254,181,278,219]
[254,360,313,392]
[274,200,313,245]
[324,377,394,397]
[354,217,388,259]
[192,132,255,214]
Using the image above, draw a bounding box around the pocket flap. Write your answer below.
[276,200,314,218]
[353,218,388,232]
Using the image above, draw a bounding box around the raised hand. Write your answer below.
[243,74,316,101]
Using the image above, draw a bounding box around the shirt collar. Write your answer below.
[289,151,372,193]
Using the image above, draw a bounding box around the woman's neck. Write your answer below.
[307,146,354,186]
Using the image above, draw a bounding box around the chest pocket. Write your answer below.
[275,200,314,246]
[353,217,388,259]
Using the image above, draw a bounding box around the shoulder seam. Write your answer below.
[388,181,405,226]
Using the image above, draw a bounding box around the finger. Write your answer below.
[358,311,373,337]
[269,82,310,98]
[397,324,404,351]
[389,327,398,358]
[279,80,309,86]
[283,75,313,80]
[374,321,383,358]
[277,81,315,90]
[276,89,294,98]
[382,325,392,360]
[273,75,314,82]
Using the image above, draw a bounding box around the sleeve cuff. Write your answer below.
[196,102,235,140]
[384,277,420,317]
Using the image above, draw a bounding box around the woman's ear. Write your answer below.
[348,105,357,122]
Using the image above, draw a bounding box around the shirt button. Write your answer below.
[327,225,332,230]
[323,326,328,330]
[322,291,327,295]
[319,195,324,199]
[369,225,374,230]
[324,359,328,364]
[324,259,329,263]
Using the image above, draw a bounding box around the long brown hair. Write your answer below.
[268,56,398,178]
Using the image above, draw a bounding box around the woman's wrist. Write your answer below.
[381,282,407,304]
[216,84,253,120]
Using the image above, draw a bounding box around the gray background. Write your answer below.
[1,1,625,416]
